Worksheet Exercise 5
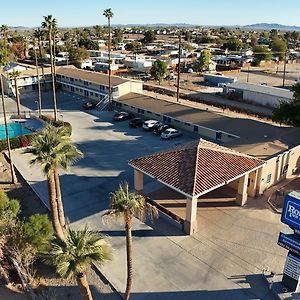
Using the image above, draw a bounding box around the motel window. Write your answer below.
[84,81,88,86]
[70,78,74,82]
[266,174,272,184]
[90,92,94,96]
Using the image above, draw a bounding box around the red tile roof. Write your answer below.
[129,139,265,198]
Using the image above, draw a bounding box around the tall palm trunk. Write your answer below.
[124,213,133,300]
[76,272,93,300]
[14,77,21,116]
[53,35,57,76]
[47,170,65,241]
[38,37,46,92]
[0,73,16,184]
[49,31,58,121]
[53,168,65,226]
[34,45,42,116]
[108,18,112,107]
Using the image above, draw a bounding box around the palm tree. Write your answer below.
[105,182,158,300]
[33,28,46,89]
[103,8,114,107]
[0,42,17,184]
[25,125,83,241]
[9,70,21,115]
[52,27,59,76]
[1,25,9,45]
[42,15,58,121]
[32,38,42,116]
[47,225,112,300]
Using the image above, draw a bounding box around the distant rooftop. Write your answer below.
[227,82,293,99]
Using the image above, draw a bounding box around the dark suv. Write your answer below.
[83,101,98,110]
[129,118,144,128]
[153,124,171,135]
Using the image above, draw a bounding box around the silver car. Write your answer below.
[161,128,183,140]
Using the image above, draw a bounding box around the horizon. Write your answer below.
[1,0,300,28]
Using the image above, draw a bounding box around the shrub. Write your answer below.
[24,214,54,251]
[40,115,72,135]
[0,132,39,152]
[0,189,21,219]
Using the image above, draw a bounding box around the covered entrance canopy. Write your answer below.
[129,139,265,235]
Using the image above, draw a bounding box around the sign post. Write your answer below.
[278,191,300,292]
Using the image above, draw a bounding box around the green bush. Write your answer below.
[40,114,72,135]
[24,214,54,251]
[0,189,21,219]
[0,132,39,152]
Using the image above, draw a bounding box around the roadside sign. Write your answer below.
[281,191,300,231]
[278,232,300,256]
[284,252,300,281]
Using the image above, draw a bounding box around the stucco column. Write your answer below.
[236,173,249,206]
[134,169,143,194]
[256,167,264,195]
[248,170,258,198]
[184,197,198,235]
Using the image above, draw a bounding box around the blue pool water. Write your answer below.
[0,123,32,140]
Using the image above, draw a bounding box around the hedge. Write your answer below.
[0,115,72,152]
[40,115,72,135]
[0,133,37,152]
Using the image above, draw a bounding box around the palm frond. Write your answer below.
[46,225,111,279]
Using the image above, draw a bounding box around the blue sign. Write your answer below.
[281,192,300,231]
[278,232,300,256]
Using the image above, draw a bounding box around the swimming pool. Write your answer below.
[0,123,32,140]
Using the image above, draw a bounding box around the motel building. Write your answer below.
[111,92,300,235]
[6,66,299,236]
[56,66,143,101]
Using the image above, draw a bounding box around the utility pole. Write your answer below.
[0,73,16,184]
[247,64,250,83]
[34,41,42,116]
[282,50,287,87]
[176,33,181,103]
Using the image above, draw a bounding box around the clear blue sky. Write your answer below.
[2,0,300,28]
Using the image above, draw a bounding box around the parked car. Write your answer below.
[161,128,183,140]
[153,124,171,135]
[83,101,98,110]
[142,120,159,131]
[129,118,144,128]
[113,112,135,121]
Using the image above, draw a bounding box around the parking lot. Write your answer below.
[10,91,195,221]
[7,91,282,299]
